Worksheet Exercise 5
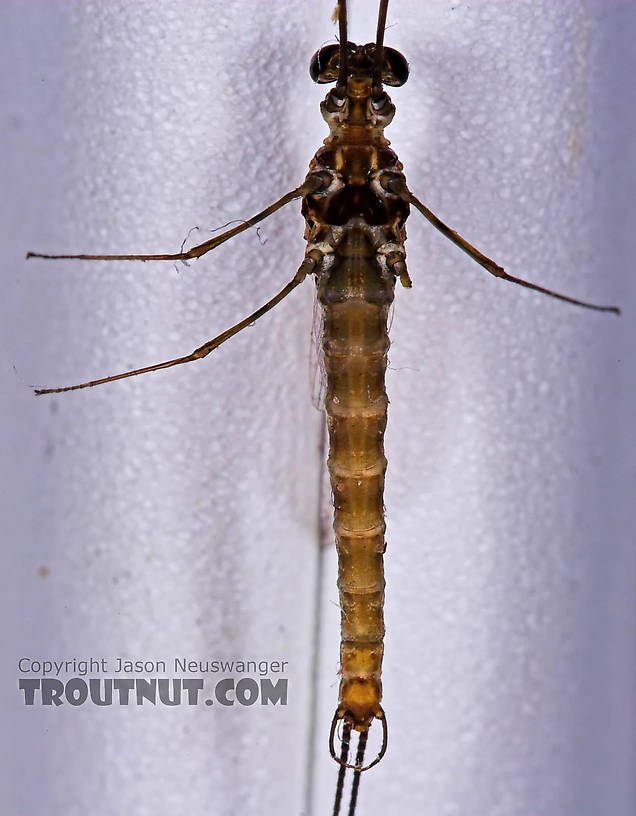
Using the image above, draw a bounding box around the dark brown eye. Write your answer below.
[381,47,409,86]
[309,45,341,83]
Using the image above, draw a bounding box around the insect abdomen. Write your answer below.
[319,231,394,728]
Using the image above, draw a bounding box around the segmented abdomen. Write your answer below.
[318,226,394,728]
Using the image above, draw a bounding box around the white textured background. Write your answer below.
[1,2,634,815]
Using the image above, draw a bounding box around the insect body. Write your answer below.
[306,34,412,771]
[27,1,618,813]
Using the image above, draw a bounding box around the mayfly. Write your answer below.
[26,1,619,814]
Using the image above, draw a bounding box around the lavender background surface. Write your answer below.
[1,2,634,815]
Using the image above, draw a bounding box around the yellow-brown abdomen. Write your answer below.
[318,230,394,728]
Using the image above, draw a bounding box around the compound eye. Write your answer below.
[382,47,409,86]
[310,45,341,83]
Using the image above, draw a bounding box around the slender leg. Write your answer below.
[408,192,619,313]
[34,256,318,395]
[26,182,316,263]
[380,174,619,315]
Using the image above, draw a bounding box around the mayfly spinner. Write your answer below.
[27,1,619,814]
